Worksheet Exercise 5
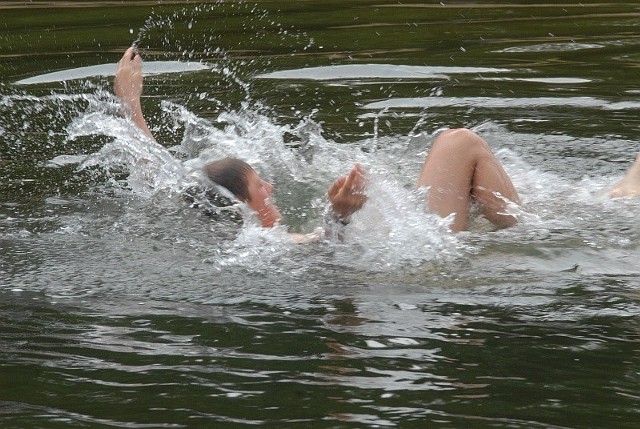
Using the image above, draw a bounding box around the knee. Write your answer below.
[438,127,470,138]
[437,127,480,142]
[431,128,487,154]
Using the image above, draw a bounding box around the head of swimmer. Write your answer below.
[204,158,282,228]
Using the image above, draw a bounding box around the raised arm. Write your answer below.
[114,47,155,141]
[327,163,368,223]
[288,164,367,244]
[609,153,640,198]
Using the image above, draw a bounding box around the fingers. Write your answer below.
[328,176,346,199]
[329,165,367,200]
[328,164,367,202]
[327,166,368,220]
[343,169,356,193]
[343,166,358,190]
[343,164,367,193]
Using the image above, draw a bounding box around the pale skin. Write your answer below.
[609,153,640,198]
[416,128,521,233]
[415,129,640,232]
[114,48,154,141]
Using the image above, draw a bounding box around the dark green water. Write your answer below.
[1,1,639,428]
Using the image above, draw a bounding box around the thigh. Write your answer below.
[416,128,520,231]
[416,129,477,231]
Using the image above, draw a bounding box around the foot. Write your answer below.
[114,47,143,114]
[113,47,155,141]
[609,153,640,198]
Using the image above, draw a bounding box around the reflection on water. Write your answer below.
[256,64,511,80]
[1,1,640,428]
[362,95,640,110]
[15,61,210,85]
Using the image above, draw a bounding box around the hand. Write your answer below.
[327,163,367,221]
[114,47,143,108]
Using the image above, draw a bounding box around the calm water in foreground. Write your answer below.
[1,1,639,428]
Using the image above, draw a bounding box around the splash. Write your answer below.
[131,1,309,73]
[63,89,467,272]
[8,1,636,278]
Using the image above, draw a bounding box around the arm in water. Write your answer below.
[609,153,640,198]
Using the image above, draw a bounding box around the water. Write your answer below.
[1,1,639,427]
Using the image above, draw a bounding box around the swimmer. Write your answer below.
[115,47,365,241]
[114,47,525,234]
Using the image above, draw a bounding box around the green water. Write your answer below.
[1,1,639,428]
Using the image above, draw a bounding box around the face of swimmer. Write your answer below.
[244,168,282,228]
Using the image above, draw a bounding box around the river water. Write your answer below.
[1,1,639,428]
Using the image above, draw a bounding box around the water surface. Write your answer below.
[1,1,639,428]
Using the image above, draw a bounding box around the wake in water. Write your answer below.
[2,76,638,281]
[60,81,640,276]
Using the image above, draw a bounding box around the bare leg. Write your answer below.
[114,47,155,141]
[609,153,640,198]
[416,128,520,232]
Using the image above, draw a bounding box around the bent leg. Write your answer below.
[416,128,520,232]
[609,153,640,198]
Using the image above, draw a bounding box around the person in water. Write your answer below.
[114,47,640,234]
[115,47,366,239]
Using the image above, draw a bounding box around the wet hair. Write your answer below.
[204,157,253,202]
[182,158,253,222]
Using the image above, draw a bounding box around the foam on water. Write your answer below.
[64,95,470,273]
